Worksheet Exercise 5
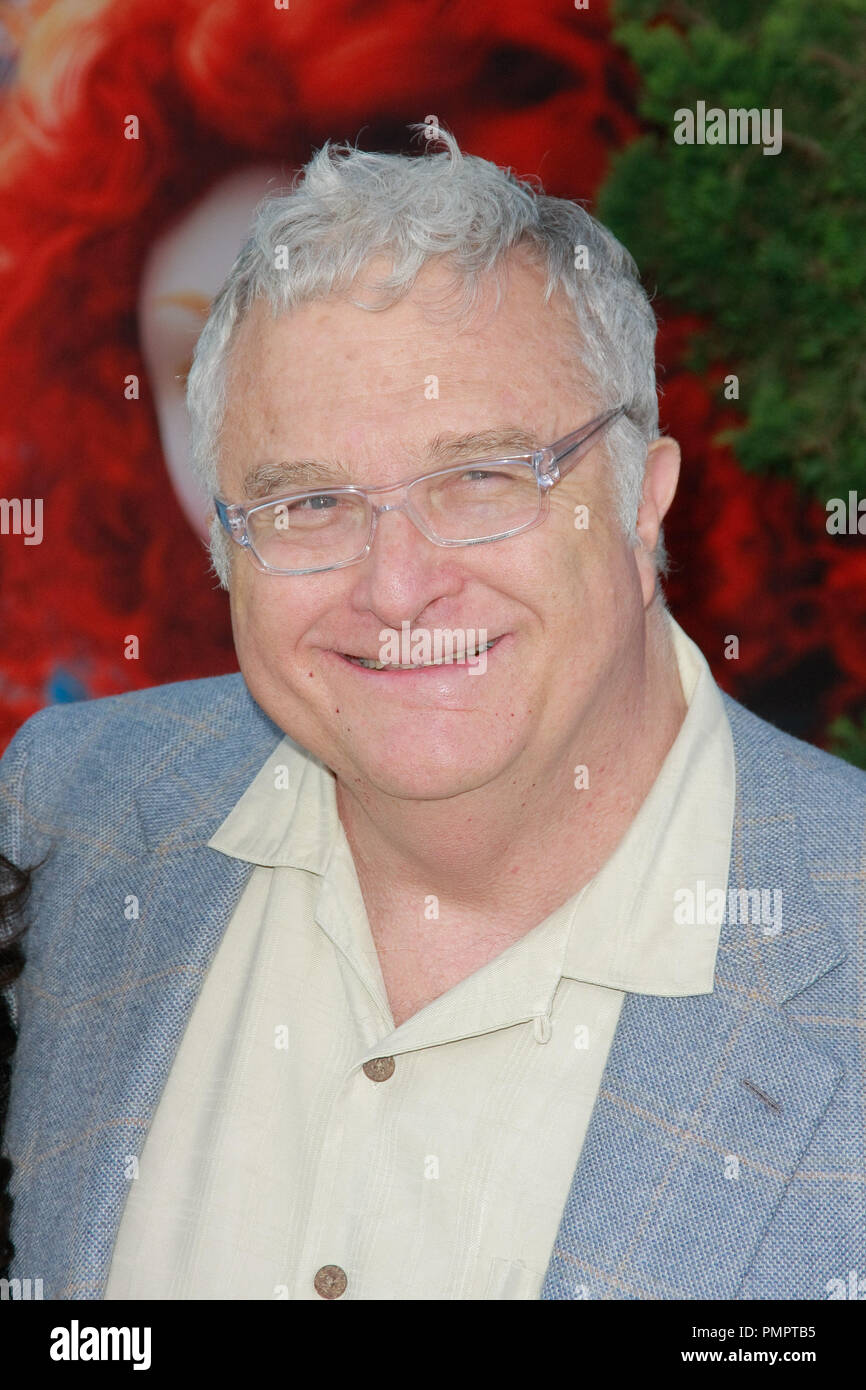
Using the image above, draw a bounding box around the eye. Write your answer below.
[289,493,339,511]
[459,469,500,483]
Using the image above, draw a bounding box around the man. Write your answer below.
[1,130,863,1301]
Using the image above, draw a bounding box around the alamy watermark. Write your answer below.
[825,492,866,534]
[674,880,782,936]
[50,1320,151,1370]
[0,1276,44,1299]
[0,497,43,545]
[674,102,783,157]
[368,622,491,675]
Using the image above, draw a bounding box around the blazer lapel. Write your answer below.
[541,702,847,1300]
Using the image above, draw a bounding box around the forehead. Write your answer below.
[218,252,591,489]
[225,252,581,393]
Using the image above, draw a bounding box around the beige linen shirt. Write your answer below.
[104,616,735,1301]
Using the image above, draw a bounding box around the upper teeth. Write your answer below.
[350,639,496,670]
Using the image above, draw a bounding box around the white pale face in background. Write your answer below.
[137,164,287,536]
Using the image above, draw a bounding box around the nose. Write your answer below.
[366,496,437,564]
[349,499,463,629]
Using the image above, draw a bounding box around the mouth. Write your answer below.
[335,634,505,672]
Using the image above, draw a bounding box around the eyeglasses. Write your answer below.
[214,405,626,576]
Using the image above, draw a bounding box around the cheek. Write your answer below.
[230,577,301,684]
[529,507,605,612]
[550,490,634,592]
[535,522,640,664]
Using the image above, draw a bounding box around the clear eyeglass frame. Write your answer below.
[214,404,627,576]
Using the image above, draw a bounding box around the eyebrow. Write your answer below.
[241,426,544,500]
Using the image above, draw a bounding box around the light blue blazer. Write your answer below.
[1,674,864,1299]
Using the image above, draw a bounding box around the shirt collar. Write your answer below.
[208,738,340,875]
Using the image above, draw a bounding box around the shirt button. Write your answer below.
[314,1265,348,1299]
[362,1056,395,1082]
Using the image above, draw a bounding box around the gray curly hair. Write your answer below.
[186,126,662,588]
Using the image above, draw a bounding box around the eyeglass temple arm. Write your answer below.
[549,405,627,481]
[215,496,243,533]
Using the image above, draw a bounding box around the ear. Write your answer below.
[634,436,681,606]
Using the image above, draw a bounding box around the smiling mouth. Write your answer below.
[339,635,502,671]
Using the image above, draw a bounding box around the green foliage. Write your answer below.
[828,712,866,770]
[597,0,866,498]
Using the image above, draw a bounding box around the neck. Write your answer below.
[335,604,687,934]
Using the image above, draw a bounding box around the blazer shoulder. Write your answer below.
[723,693,866,890]
[723,693,866,800]
[0,674,282,858]
[3,672,272,759]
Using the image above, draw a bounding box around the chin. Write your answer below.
[348,748,508,801]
